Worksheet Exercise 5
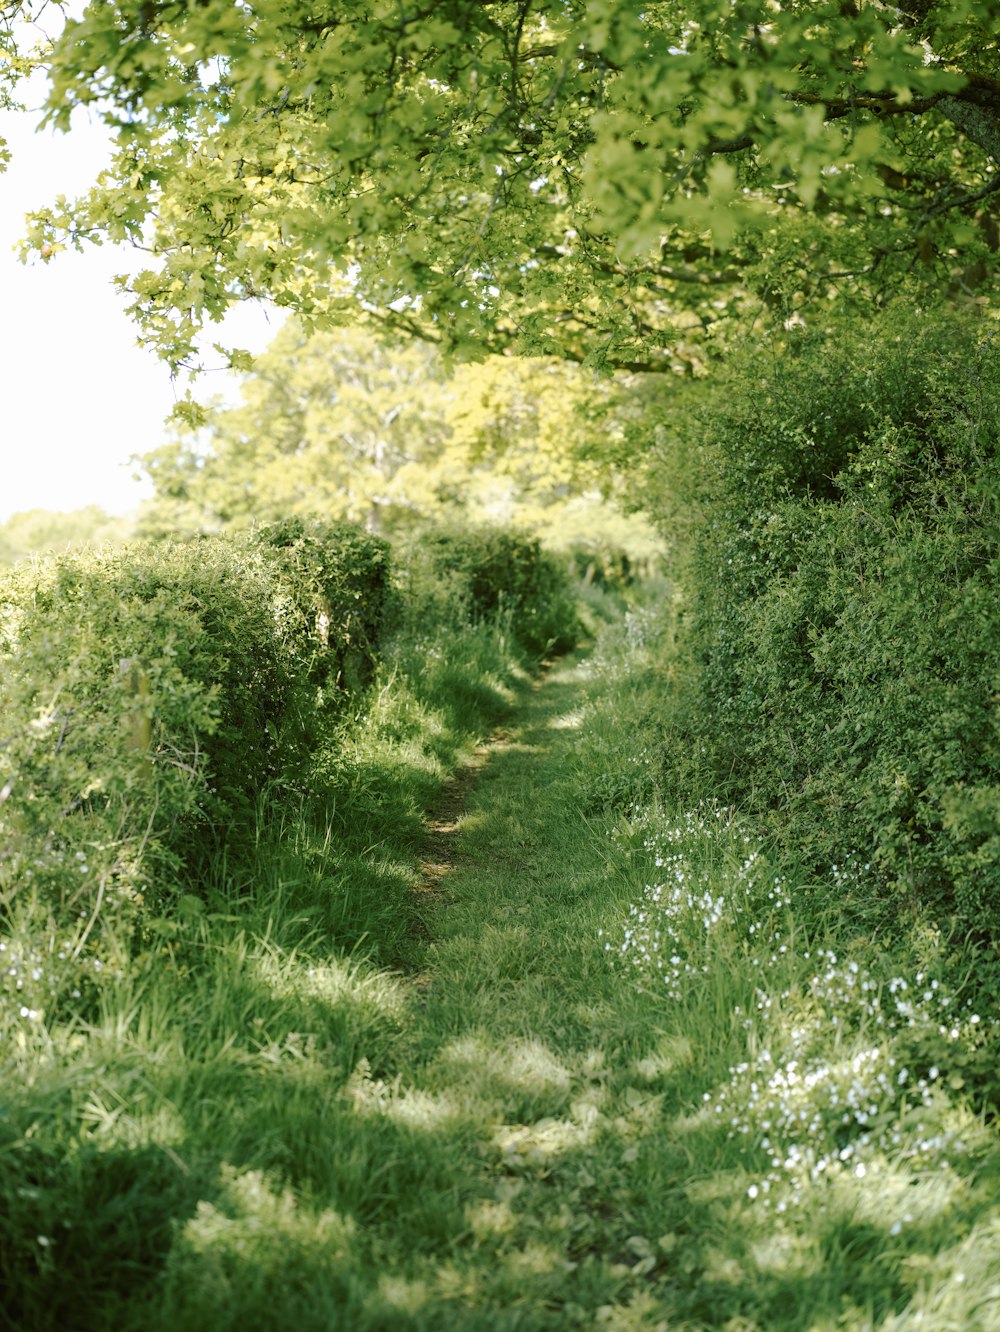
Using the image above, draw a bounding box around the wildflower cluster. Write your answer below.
[0,932,88,1029]
[707,954,993,1212]
[603,799,997,1220]
[601,807,791,1001]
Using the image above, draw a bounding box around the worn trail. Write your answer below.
[340,651,697,1327]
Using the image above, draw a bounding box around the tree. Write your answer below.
[138,323,451,533]
[0,505,132,564]
[135,319,620,536]
[4,1,998,377]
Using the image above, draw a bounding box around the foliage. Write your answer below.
[137,324,451,535]
[0,505,132,565]
[253,516,391,698]
[7,1,1000,372]
[0,520,391,1016]
[5,609,1000,1330]
[0,512,577,1029]
[661,305,1000,940]
[398,526,579,658]
[134,319,637,548]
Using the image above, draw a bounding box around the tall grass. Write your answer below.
[0,612,528,1331]
[3,587,999,1330]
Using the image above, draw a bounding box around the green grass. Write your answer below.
[3,602,1000,1329]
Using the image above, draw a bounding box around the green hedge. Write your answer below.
[0,516,577,1020]
[253,517,391,700]
[665,309,1000,937]
[400,527,579,656]
[0,522,390,1007]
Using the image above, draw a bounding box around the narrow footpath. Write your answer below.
[329,650,1000,1332]
[343,654,716,1330]
[106,644,1000,1332]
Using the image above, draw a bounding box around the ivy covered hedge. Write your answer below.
[661,309,1000,939]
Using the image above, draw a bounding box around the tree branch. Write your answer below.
[939,91,1000,164]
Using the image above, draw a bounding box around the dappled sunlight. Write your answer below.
[246,942,410,1026]
[494,1116,596,1162]
[877,1217,1000,1330]
[505,1240,567,1278]
[176,1164,356,1257]
[436,1034,573,1101]
[7,572,1000,1331]
[482,739,544,758]
[548,707,584,730]
[452,809,486,835]
[161,1164,359,1321]
[631,1035,694,1081]
[394,735,450,778]
[465,1196,518,1241]
[372,1273,432,1318]
[749,1230,824,1280]
[832,1156,972,1233]
[344,1060,466,1131]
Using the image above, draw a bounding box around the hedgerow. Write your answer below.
[0,522,391,1020]
[252,517,391,702]
[0,518,576,1026]
[398,526,579,656]
[658,307,1000,940]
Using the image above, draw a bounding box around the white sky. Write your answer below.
[0,64,282,523]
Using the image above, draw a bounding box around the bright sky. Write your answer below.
[0,63,282,523]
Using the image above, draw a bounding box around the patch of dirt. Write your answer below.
[415,728,511,897]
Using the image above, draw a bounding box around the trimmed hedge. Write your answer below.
[662,309,1000,938]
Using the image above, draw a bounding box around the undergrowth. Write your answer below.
[3,584,1000,1330]
[0,609,529,1332]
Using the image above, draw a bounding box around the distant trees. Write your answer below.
[135,321,617,537]
[0,506,131,565]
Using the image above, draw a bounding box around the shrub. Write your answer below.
[0,523,392,1018]
[399,527,579,656]
[251,517,391,700]
[664,308,1000,938]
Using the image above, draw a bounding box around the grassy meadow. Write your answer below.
[3,574,999,1330]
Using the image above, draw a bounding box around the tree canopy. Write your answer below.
[4,1,1000,373]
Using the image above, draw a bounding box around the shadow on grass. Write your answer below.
[5,651,1000,1331]
[5,893,1000,1332]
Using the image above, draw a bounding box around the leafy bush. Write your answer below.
[664,308,1000,938]
[0,523,392,1019]
[252,517,391,699]
[399,527,579,656]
